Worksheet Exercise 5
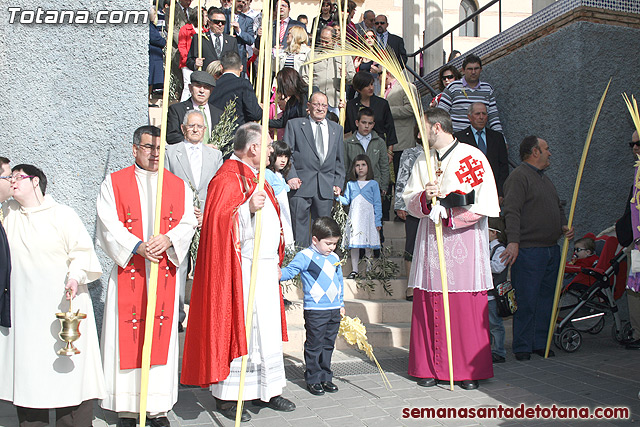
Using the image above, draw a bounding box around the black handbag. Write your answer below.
[495,279,517,318]
[490,244,517,318]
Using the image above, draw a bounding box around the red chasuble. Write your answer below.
[111,166,185,370]
[181,159,287,387]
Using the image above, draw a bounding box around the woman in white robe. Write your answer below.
[0,164,105,426]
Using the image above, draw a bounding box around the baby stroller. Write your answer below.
[554,233,632,352]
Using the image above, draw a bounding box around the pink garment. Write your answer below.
[409,289,493,381]
[406,196,492,293]
[268,90,285,140]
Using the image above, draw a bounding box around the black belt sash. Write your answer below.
[438,190,475,209]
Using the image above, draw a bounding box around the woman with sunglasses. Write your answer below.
[352,29,382,95]
[429,64,461,107]
[0,164,105,426]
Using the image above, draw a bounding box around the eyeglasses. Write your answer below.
[574,248,590,253]
[309,102,328,109]
[0,176,11,181]
[10,174,35,182]
[629,141,640,148]
[442,74,455,80]
[374,21,386,25]
[138,144,161,153]
[210,19,226,25]
[185,124,206,130]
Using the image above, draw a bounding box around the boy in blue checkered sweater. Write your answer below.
[279,217,345,396]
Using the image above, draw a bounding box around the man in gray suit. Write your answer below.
[165,109,223,330]
[284,91,345,247]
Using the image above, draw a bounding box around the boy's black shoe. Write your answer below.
[321,381,338,393]
[514,352,531,361]
[307,383,325,395]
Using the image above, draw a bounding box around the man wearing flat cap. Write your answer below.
[165,109,223,330]
[166,70,223,145]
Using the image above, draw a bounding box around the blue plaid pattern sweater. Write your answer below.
[280,246,344,310]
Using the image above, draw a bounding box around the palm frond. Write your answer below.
[338,315,392,389]
[623,93,640,137]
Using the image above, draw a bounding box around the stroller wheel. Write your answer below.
[587,317,605,334]
[612,321,634,343]
[555,328,582,353]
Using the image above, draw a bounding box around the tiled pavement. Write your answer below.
[1,317,639,426]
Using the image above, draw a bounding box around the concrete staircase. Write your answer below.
[282,219,414,354]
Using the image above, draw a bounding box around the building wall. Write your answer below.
[1,0,149,326]
[481,20,640,236]
[442,0,532,66]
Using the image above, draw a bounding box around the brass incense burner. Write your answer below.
[55,291,86,356]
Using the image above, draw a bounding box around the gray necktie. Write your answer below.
[215,35,222,57]
[476,130,486,154]
[315,122,325,163]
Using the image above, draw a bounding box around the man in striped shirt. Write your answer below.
[437,54,503,134]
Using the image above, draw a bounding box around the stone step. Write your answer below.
[385,237,407,255]
[282,322,411,353]
[381,219,406,238]
[284,298,413,326]
[183,304,515,354]
[338,254,409,277]
[283,317,514,355]
[284,277,410,301]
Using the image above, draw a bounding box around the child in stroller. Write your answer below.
[555,233,631,352]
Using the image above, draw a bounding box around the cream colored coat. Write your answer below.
[0,196,105,408]
[299,50,356,108]
[386,81,419,152]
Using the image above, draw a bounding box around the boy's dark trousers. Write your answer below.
[303,308,341,384]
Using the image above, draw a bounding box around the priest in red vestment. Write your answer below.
[182,123,295,422]
[96,125,197,427]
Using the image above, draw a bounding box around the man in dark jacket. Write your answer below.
[501,136,574,361]
[210,52,262,126]
[455,103,509,200]
[166,71,223,145]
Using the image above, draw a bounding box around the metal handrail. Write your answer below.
[405,66,438,98]
[408,0,501,58]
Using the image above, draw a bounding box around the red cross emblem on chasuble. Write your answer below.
[455,155,484,187]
